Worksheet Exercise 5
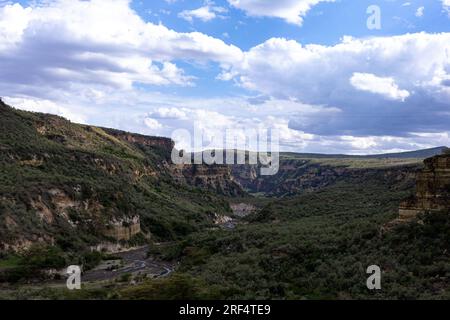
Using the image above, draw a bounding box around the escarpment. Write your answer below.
[103,216,141,241]
[231,159,419,196]
[1,99,447,255]
[399,151,450,220]
[169,164,246,196]
[102,128,245,196]
[103,127,175,150]
[0,101,234,252]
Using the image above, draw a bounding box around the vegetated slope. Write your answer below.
[230,147,447,197]
[160,173,450,300]
[0,100,234,252]
[232,157,422,196]
[281,147,447,160]
[1,98,449,299]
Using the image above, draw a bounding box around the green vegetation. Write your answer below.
[0,255,21,269]
[169,178,450,299]
[0,101,231,253]
[0,245,66,283]
[119,274,219,300]
[1,100,449,300]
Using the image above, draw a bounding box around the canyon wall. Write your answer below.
[231,160,419,196]
[103,216,141,241]
[103,128,175,150]
[399,152,450,220]
[169,164,246,196]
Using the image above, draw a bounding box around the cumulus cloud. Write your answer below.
[150,107,188,120]
[0,0,243,100]
[224,33,450,137]
[350,73,410,101]
[2,96,87,124]
[1,0,449,154]
[415,6,424,17]
[178,1,227,22]
[143,117,163,130]
[227,0,334,25]
[443,0,450,15]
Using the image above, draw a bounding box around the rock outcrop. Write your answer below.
[169,164,246,196]
[103,216,141,241]
[103,128,175,150]
[232,160,419,196]
[398,151,450,220]
[230,203,257,217]
[104,128,245,196]
[0,101,235,252]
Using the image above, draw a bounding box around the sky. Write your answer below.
[0,0,449,154]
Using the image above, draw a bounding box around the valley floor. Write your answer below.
[2,178,450,300]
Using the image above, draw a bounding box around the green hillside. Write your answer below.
[0,100,231,253]
[1,99,449,300]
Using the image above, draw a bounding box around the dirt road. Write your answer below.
[83,246,175,282]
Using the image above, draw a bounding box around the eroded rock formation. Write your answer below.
[103,128,175,150]
[103,216,141,241]
[169,163,246,196]
[232,160,419,196]
[399,151,450,220]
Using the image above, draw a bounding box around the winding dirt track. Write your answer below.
[83,246,175,282]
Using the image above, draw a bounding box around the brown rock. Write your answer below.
[399,153,450,220]
[103,128,174,150]
[103,216,141,241]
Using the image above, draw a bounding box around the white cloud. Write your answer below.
[350,73,410,101]
[0,0,243,99]
[227,0,334,25]
[144,117,163,130]
[222,33,450,137]
[0,3,32,50]
[415,6,424,17]
[2,96,87,124]
[227,33,450,103]
[4,89,449,155]
[150,107,188,120]
[179,6,216,22]
[1,1,449,155]
[179,2,227,22]
[443,0,450,16]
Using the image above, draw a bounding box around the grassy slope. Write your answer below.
[0,101,231,252]
[1,100,449,299]
[158,175,450,300]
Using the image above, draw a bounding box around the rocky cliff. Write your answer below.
[0,100,233,252]
[103,216,141,241]
[170,164,246,196]
[102,128,245,196]
[103,128,175,151]
[231,159,420,196]
[399,151,450,220]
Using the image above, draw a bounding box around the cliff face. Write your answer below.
[103,216,141,241]
[103,128,175,150]
[103,128,245,196]
[0,102,233,252]
[169,164,246,196]
[399,152,450,220]
[232,160,419,196]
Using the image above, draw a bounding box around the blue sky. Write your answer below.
[134,0,449,48]
[129,0,450,98]
[0,0,449,154]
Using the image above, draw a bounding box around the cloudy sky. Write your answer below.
[0,0,449,154]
